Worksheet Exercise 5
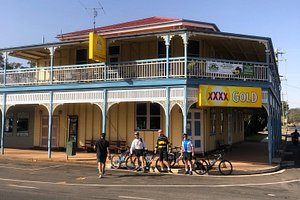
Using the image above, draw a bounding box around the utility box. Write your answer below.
[66,141,76,156]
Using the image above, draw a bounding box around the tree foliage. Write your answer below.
[245,113,268,135]
[287,108,300,124]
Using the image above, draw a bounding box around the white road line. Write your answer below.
[0,177,299,188]
[0,164,63,171]
[119,196,154,200]
[8,184,39,189]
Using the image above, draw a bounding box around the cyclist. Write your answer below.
[155,129,172,173]
[181,133,194,175]
[130,131,146,172]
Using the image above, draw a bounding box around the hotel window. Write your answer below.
[158,41,171,58]
[17,112,29,137]
[4,113,13,136]
[220,109,224,134]
[210,108,216,134]
[108,46,120,63]
[187,40,200,57]
[136,103,161,130]
[76,49,88,64]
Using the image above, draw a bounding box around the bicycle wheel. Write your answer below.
[125,156,138,170]
[168,153,176,167]
[111,155,121,169]
[193,159,208,175]
[218,160,233,175]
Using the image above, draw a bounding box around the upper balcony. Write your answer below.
[0,57,268,86]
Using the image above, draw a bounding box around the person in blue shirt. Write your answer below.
[181,133,194,175]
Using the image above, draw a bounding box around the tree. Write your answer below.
[287,108,300,124]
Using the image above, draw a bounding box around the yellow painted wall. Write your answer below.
[34,104,102,148]
[33,102,245,151]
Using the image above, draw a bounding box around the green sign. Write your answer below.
[243,64,254,77]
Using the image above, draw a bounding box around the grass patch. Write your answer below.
[245,134,267,142]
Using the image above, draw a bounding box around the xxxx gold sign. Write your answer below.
[198,85,262,108]
[89,32,106,62]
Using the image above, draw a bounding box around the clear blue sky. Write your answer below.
[0,0,299,108]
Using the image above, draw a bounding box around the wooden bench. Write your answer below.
[82,139,96,152]
[82,140,127,153]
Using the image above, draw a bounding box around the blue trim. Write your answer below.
[183,85,187,134]
[166,35,170,79]
[102,89,107,134]
[0,93,6,155]
[187,79,271,89]
[166,86,170,137]
[267,91,272,164]
[48,91,53,158]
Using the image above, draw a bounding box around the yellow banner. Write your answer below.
[198,85,262,108]
[89,32,106,62]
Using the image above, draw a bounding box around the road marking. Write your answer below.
[0,177,299,188]
[0,164,63,171]
[8,184,38,189]
[119,196,154,200]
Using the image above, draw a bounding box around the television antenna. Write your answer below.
[79,0,106,32]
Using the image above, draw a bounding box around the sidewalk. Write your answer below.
[0,142,280,175]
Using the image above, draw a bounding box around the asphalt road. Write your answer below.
[0,143,299,200]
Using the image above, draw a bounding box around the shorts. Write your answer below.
[134,149,144,157]
[182,152,192,161]
[158,149,168,161]
[97,154,107,163]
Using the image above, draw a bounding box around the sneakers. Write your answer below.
[189,171,193,175]
[167,169,173,173]
[184,171,189,175]
[98,173,103,178]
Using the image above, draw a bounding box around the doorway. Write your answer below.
[187,109,204,153]
[40,115,59,147]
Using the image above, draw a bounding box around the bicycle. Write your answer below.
[125,149,148,171]
[110,146,131,169]
[168,146,185,167]
[198,149,233,175]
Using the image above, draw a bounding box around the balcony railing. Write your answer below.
[0,57,269,86]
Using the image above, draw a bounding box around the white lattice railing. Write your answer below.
[0,88,188,106]
[0,57,270,86]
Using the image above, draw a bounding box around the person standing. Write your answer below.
[291,129,299,145]
[181,133,194,175]
[95,133,110,178]
[155,129,172,173]
[130,131,146,172]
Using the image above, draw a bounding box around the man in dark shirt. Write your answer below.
[95,133,110,178]
[155,129,172,173]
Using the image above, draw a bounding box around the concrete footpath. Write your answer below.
[0,142,281,175]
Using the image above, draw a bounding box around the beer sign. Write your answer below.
[198,85,262,108]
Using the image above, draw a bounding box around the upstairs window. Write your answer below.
[158,41,171,58]
[76,49,87,64]
[188,40,200,57]
[136,103,161,130]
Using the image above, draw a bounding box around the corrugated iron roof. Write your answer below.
[57,16,219,41]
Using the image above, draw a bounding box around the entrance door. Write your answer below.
[187,109,203,153]
[228,109,233,145]
[40,115,59,147]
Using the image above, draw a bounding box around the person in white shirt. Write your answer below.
[130,131,146,171]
